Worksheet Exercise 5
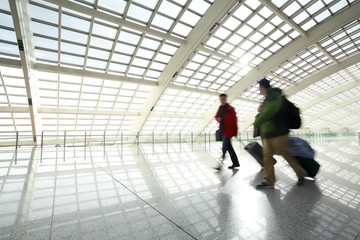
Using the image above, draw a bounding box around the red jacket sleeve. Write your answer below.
[231,107,238,136]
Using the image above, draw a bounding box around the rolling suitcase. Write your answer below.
[244,142,276,167]
[295,157,320,178]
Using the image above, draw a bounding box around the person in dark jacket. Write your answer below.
[215,94,239,169]
[254,79,305,189]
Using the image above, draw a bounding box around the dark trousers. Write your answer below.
[222,133,239,165]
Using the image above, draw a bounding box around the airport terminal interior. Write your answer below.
[0,0,360,239]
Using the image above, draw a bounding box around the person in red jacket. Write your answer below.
[215,94,239,169]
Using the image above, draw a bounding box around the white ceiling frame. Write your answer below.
[190,2,360,134]
[38,107,139,116]
[0,106,29,113]
[150,112,204,119]
[0,58,22,68]
[300,78,359,111]
[34,63,157,86]
[239,52,360,131]
[339,117,360,131]
[37,107,201,119]
[312,101,360,131]
[304,93,360,129]
[285,55,360,96]
[43,0,184,45]
[169,83,261,104]
[258,0,307,37]
[9,0,42,145]
[128,0,240,137]
[0,70,18,131]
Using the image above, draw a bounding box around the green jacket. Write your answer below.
[254,88,289,139]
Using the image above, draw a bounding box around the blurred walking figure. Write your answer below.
[215,94,239,169]
[254,79,306,189]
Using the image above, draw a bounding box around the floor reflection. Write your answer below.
[0,140,359,239]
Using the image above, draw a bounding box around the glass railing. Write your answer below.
[0,131,358,148]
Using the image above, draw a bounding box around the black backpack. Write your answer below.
[283,97,301,129]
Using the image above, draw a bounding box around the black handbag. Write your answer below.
[215,130,222,142]
[253,114,260,138]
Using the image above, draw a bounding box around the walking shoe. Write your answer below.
[228,164,240,169]
[256,182,274,189]
[297,177,305,186]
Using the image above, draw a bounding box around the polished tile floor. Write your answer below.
[1,139,360,240]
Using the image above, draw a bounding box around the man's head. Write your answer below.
[258,78,271,95]
[219,93,227,106]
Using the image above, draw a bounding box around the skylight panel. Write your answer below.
[214,27,231,39]
[0,28,17,43]
[61,42,86,56]
[180,11,201,27]
[92,22,117,39]
[61,29,87,44]
[189,0,211,15]
[172,22,192,37]
[246,0,261,10]
[141,37,161,50]
[319,19,360,61]
[301,19,316,31]
[87,48,110,60]
[36,50,57,62]
[223,17,242,31]
[62,13,90,31]
[111,53,131,64]
[152,14,174,31]
[160,43,178,55]
[127,4,152,23]
[30,4,58,24]
[0,43,19,58]
[158,1,182,17]
[0,12,14,28]
[133,0,158,9]
[307,1,325,15]
[136,48,155,59]
[97,0,126,15]
[247,14,264,29]
[233,4,252,21]
[61,53,84,66]
[330,0,348,13]
[118,31,141,45]
[89,36,113,50]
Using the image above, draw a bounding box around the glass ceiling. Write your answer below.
[0,0,360,139]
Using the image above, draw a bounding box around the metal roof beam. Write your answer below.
[239,51,360,131]
[0,58,22,68]
[258,0,307,37]
[0,106,30,113]
[9,0,42,145]
[305,94,360,130]
[43,0,184,44]
[299,77,360,111]
[34,63,157,86]
[128,0,239,137]
[38,107,139,116]
[285,56,360,96]
[190,2,360,134]
[339,117,360,131]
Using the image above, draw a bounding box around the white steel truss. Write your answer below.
[239,52,360,131]
[1,0,360,142]
[9,0,42,145]
[190,1,360,134]
[129,0,239,136]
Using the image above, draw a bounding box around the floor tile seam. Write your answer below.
[93,161,197,240]
[48,158,59,240]
[285,209,358,240]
